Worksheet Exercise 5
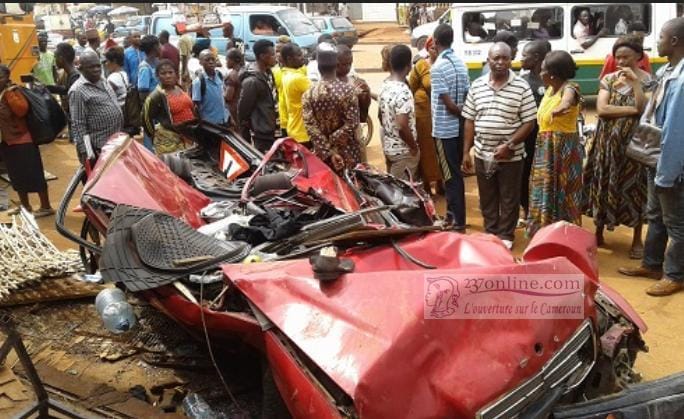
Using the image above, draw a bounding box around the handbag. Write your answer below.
[626,83,662,167]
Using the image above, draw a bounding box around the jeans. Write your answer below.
[143,133,155,152]
[643,168,669,270]
[435,137,466,228]
[520,126,538,215]
[658,179,684,282]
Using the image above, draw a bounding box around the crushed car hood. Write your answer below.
[83,134,210,228]
[223,231,597,418]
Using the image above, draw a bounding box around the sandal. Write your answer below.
[33,208,55,218]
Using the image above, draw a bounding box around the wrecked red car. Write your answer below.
[57,125,647,418]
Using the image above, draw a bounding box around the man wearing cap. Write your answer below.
[84,28,101,56]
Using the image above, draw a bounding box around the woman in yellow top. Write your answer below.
[527,51,584,237]
[408,36,443,194]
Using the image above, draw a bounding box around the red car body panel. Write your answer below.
[83,135,210,228]
[222,232,598,418]
[142,287,264,350]
[523,222,647,333]
[242,138,361,213]
[264,331,342,418]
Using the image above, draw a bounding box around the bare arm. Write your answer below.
[396,113,418,154]
[440,93,462,117]
[461,118,476,173]
[551,85,579,117]
[596,87,639,118]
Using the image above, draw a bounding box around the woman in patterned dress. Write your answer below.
[142,59,197,154]
[583,35,653,258]
[527,51,584,237]
[408,36,443,194]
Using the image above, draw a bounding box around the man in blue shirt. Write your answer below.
[137,35,161,151]
[192,50,229,125]
[123,31,144,87]
[430,24,470,232]
[621,17,684,296]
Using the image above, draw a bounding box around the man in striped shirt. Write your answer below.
[430,24,470,232]
[462,42,537,250]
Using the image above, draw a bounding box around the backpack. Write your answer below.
[189,71,223,100]
[124,84,142,129]
[20,85,66,145]
[123,67,143,130]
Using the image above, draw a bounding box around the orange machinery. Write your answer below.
[0,3,38,84]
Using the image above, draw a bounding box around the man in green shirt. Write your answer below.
[32,32,57,86]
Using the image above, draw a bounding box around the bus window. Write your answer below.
[462,7,563,43]
[571,4,651,38]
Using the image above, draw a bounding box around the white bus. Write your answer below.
[419,3,679,93]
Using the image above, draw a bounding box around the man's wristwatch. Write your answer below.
[506,141,517,151]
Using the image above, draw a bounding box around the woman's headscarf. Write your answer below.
[425,36,434,51]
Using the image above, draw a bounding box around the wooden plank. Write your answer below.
[0,276,103,307]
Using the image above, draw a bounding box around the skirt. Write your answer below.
[0,142,47,193]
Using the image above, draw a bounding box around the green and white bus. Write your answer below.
[444,3,678,93]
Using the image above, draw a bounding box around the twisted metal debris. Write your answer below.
[0,208,81,298]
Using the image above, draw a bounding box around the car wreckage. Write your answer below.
[57,123,652,418]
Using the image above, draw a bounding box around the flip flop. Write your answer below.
[33,208,55,218]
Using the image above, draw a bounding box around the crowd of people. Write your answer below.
[1,16,683,297]
[401,20,684,298]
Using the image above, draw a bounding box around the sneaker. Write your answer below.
[502,239,513,250]
[646,278,684,297]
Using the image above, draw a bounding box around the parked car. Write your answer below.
[311,15,358,47]
[57,125,648,419]
[125,15,151,34]
[112,27,133,46]
[150,6,321,61]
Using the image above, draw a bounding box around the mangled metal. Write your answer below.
[56,125,650,419]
